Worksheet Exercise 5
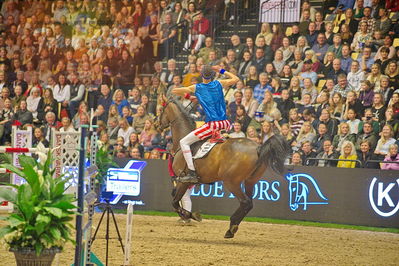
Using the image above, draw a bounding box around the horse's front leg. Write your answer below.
[172,182,201,222]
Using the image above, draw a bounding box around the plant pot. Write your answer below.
[11,247,60,266]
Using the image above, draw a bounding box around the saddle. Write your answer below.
[192,130,227,160]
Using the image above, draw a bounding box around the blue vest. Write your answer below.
[195,80,227,122]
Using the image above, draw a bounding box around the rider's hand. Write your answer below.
[189,96,198,103]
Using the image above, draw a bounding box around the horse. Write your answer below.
[157,96,289,238]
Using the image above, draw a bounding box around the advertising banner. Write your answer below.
[259,0,301,23]
[113,159,399,228]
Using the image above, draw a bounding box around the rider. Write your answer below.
[171,65,239,183]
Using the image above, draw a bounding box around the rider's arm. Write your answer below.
[171,85,196,97]
[212,66,240,87]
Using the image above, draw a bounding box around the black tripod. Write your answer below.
[91,199,125,266]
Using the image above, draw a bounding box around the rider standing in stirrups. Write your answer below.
[172,65,239,183]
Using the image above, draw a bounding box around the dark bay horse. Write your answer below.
[158,97,289,238]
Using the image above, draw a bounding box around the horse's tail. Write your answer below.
[256,134,290,175]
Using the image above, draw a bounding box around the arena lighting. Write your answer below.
[106,160,147,204]
[369,177,399,217]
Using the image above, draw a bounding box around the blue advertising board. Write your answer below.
[112,159,399,228]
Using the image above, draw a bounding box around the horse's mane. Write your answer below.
[169,97,196,129]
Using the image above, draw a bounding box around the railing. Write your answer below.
[211,0,261,41]
[301,157,399,168]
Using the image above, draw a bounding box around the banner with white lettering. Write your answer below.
[259,0,300,23]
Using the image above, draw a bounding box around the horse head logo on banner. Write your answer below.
[286,173,329,211]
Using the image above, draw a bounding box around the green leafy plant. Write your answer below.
[0,152,76,255]
[95,146,118,184]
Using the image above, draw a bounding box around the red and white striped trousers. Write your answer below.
[193,120,231,140]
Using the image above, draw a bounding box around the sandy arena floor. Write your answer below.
[0,214,398,266]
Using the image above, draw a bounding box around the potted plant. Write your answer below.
[0,152,76,266]
[95,146,118,192]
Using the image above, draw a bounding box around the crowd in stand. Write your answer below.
[0,0,399,169]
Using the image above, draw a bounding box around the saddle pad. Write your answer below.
[193,141,218,159]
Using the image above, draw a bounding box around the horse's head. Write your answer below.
[155,94,173,132]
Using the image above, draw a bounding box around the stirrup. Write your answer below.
[177,170,199,183]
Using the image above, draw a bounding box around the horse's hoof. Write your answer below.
[191,211,202,222]
[224,230,234,238]
[224,225,239,239]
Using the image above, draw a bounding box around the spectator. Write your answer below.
[346,108,361,134]
[294,121,316,150]
[356,121,378,151]
[374,35,395,61]
[374,8,391,36]
[256,23,273,45]
[246,125,259,143]
[305,22,319,47]
[347,60,365,92]
[302,78,318,103]
[139,119,157,152]
[340,8,359,33]
[327,58,346,82]
[352,21,372,52]
[260,121,274,143]
[312,122,332,154]
[337,141,358,168]
[360,46,374,72]
[159,14,176,60]
[117,117,135,147]
[252,48,267,74]
[333,122,356,151]
[32,127,49,148]
[327,34,343,59]
[332,74,354,99]
[371,92,386,122]
[378,76,394,104]
[374,124,396,158]
[381,144,399,170]
[289,50,304,77]
[26,87,41,120]
[288,108,304,137]
[300,141,317,166]
[288,76,302,103]
[290,151,303,166]
[270,24,285,52]
[277,89,295,121]
[312,33,329,62]
[229,122,246,138]
[59,117,75,132]
[14,101,33,126]
[238,51,253,79]
[129,147,142,159]
[68,72,85,118]
[0,98,13,144]
[316,139,339,167]
[253,73,272,104]
[244,65,260,89]
[329,92,345,121]
[340,24,354,45]
[184,11,209,53]
[133,105,152,134]
[256,90,278,123]
[289,24,301,45]
[300,60,318,86]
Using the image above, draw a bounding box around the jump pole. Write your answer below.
[74,125,88,266]
[123,203,134,266]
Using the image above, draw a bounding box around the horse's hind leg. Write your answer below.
[172,182,201,222]
[223,181,253,239]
